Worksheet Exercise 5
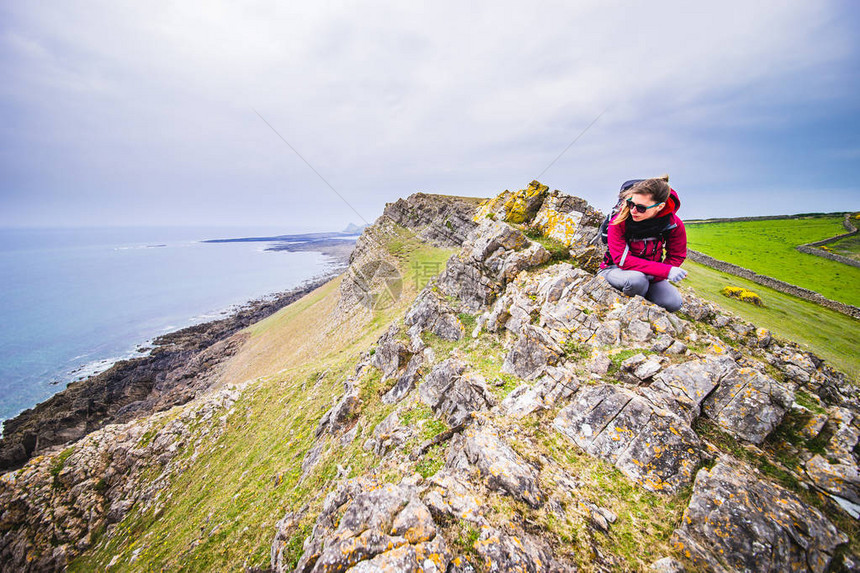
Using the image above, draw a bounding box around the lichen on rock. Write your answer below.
[554,384,708,494]
[673,458,848,573]
[287,476,452,573]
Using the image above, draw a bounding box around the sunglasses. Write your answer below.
[626,198,663,213]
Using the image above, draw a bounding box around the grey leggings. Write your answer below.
[598,266,683,312]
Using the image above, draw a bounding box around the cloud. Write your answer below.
[1,1,857,227]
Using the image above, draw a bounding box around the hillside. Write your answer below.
[1,185,858,572]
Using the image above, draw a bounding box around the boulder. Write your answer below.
[701,366,794,445]
[450,424,544,508]
[502,324,564,380]
[672,458,847,573]
[554,385,707,493]
[405,289,464,342]
[290,477,451,573]
[473,526,575,572]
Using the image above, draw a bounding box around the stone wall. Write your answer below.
[795,213,860,269]
[687,249,860,320]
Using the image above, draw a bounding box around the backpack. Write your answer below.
[595,179,643,245]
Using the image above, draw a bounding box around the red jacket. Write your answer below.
[600,189,687,281]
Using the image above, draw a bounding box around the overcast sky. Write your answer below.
[1,1,858,230]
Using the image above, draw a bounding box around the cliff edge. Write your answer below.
[1,184,858,572]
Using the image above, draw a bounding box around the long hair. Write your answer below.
[611,174,671,225]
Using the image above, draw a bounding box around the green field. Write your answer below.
[826,233,860,261]
[683,260,859,382]
[685,215,860,307]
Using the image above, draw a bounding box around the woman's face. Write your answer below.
[628,191,665,222]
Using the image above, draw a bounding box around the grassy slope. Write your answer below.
[69,227,456,572]
[683,260,859,381]
[685,216,860,307]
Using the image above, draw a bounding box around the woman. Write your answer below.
[598,175,687,312]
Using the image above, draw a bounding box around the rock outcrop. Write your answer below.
[383,192,481,248]
[438,219,551,311]
[673,458,848,572]
[554,384,707,494]
[450,422,544,508]
[0,385,243,571]
[282,477,452,573]
[272,182,858,571]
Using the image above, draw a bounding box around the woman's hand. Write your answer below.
[668,267,688,282]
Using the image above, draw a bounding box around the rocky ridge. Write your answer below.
[1,183,858,572]
[274,182,859,572]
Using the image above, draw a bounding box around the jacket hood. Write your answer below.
[656,188,681,217]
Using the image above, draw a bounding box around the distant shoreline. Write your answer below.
[204,231,360,263]
[0,232,357,470]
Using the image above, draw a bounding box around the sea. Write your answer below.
[0,226,343,429]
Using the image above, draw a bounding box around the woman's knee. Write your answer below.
[647,282,683,312]
[600,267,649,297]
[621,273,649,296]
[661,295,683,313]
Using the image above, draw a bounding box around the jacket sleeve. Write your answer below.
[607,220,675,279]
[662,218,687,268]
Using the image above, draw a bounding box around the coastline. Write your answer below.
[0,243,351,472]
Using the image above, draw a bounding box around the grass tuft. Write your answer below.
[721,285,764,306]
